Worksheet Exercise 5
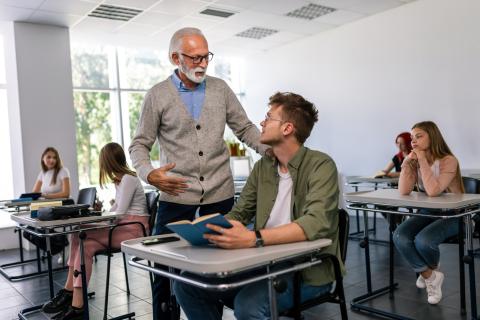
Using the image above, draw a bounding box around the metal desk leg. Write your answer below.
[78,232,90,320]
[458,217,466,315]
[267,266,278,320]
[350,207,404,320]
[463,215,478,320]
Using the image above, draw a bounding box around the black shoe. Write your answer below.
[42,289,73,314]
[57,306,84,320]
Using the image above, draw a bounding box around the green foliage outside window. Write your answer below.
[74,91,111,186]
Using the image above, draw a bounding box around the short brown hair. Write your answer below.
[268,92,318,143]
[99,142,136,188]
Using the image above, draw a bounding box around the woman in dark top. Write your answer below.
[381,132,412,177]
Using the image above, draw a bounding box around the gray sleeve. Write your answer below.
[224,83,269,155]
[128,90,160,183]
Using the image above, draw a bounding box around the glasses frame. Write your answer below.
[180,52,214,64]
[264,114,285,123]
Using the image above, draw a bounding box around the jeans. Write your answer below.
[393,209,460,273]
[151,198,234,320]
[173,272,332,320]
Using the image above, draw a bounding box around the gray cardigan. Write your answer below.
[129,75,267,205]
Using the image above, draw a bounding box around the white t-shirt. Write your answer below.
[110,174,148,215]
[265,166,293,229]
[37,167,70,195]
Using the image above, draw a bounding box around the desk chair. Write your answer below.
[280,209,349,320]
[95,192,157,320]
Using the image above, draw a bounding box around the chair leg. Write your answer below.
[122,252,130,295]
[103,253,112,320]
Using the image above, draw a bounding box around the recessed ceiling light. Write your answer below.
[88,4,143,22]
[236,27,278,40]
[286,3,336,20]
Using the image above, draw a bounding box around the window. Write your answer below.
[71,43,245,188]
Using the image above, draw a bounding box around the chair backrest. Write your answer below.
[338,208,349,263]
[77,187,97,207]
[145,191,159,235]
[462,176,480,194]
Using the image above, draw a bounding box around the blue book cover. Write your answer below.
[166,213,232,246]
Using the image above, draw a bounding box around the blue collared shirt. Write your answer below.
[170,70,206,121]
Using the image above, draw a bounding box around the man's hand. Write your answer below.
[147,163,189,196]
[204,220,256,249]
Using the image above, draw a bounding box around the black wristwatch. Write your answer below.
[255,230,264,248]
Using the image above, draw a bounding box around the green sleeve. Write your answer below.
[225,161,260,225]
[294,159,339,240]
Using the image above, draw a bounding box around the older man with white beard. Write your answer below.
[129,27,268,320]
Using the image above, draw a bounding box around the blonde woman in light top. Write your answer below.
[394,121,464,305]
[32,147,70,199]
[41,142,149,319]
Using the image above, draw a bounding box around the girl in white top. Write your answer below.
[32,147,70,199]
[42,142,149,319]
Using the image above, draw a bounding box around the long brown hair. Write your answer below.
[99,142,136,188]
[410,121,464,193]
[41,147,63,185]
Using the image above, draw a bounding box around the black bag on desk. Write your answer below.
[37,204,90,221]
[22,227,69,255]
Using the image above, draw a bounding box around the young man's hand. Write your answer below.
[204,220,256,249]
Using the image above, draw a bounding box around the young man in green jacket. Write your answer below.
[174,92,343,320]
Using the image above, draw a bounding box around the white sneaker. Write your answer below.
[425,270,444,304]
[416,275,426,289]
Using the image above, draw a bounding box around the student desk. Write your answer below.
[10,211,127,320]
[345,176,398,243]
[0,198,71,281]
[122,236,332,320]
[345,189,480,320]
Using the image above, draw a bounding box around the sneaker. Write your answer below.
[42,288,73,314]
[55,306,84,320]
[425,270,444,304]
[416,275,426,289]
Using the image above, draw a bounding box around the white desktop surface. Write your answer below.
[345,176,399,185]
[10,211,124,228]
[344,189,480,209]
[122,236,331,276]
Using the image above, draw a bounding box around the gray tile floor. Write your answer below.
[0,217,478,319]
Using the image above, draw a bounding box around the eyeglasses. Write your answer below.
[264,114,284,123]
[180,52,214,64]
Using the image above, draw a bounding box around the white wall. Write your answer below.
[7,22,79,199]
[242,0,480,180]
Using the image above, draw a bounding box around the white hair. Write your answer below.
[168,27,205,65]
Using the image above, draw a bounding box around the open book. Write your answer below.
[166,213,233,246]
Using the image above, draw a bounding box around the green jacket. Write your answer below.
[226,146,344,286]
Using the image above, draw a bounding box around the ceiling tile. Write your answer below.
[0,5,33,21]
[28,10,83,27]
[315,9,364,25]
[115,22,161,36]
[0,0,43,9]
[150,0,208,16]
[310,0,365,10]
[72,16,125,33]
[132,11,180,27]
[349,0,403,15]
[250,0,311,16]
[211,0,258,10]
[39,0,97,15]
[103,0,161,10]
[264,31,304,44]
[218,36,280,52]
[159,16,221,36]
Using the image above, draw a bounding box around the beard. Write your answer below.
[179,58,207,84]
